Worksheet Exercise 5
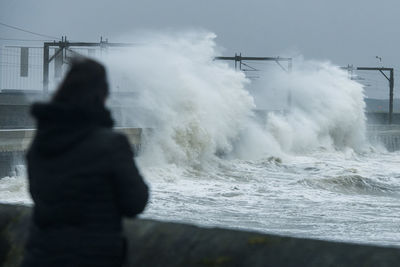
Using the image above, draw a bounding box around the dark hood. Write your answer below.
[30,102,114,156]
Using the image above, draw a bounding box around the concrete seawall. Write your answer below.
[1,203,399,267]
[0,128,143,153]
[0,128,143,177]
[2,125,400,177]
[367,124,400,151]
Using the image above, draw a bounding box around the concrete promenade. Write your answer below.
[1,203,399,267]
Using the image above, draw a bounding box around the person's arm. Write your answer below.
[111,133,149,217]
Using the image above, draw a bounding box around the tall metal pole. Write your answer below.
[0,47,2,90]
[239,53,242,70]
[43,43,50,94]
[389,69,394,124]
[234,53,237,70]
[354,67,395,125]
[287,59,293,110]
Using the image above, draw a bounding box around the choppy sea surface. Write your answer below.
[1,149,399,247]
[141,149,400,247]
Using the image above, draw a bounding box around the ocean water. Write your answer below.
[140,150,400,247]
[1,31,399,247]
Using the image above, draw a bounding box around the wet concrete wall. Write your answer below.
[0,151,24,178]
[1,203,399,267]
[367,125,400,151]
[0,128,143,178]
[0,91,140,129]
[367,112,400,125]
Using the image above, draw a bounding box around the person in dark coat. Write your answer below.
[21,58,149,267]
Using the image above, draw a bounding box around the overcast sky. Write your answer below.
[1,0,400,98]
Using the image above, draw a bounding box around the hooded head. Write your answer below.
[52,57,109,111]
[30,58,113,156]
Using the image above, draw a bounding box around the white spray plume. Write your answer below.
[102,31,367,167]
[243,59,367,155]
[104,31,255,167]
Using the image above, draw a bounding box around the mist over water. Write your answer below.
[1,31,399,247]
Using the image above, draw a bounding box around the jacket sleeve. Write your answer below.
[111,133,149,217]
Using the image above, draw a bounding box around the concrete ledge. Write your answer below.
[0,203,399,267]
[0,128,143,153]
[367,124,400,151]
[0,151,24,178]
[0,128,144,177]
[0,129,35,152]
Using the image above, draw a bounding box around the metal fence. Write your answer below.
[0,47,43,91]
[1,44,398,102]
[0,45,111,93]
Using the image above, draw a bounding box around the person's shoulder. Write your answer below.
[95,129,134,161]
[91,128,127,142]
[91,128,131,149]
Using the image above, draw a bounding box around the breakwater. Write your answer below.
[0,203,399,267]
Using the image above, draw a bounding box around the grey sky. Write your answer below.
[1,0,400,98]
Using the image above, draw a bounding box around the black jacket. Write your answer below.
[21,103,149,267]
